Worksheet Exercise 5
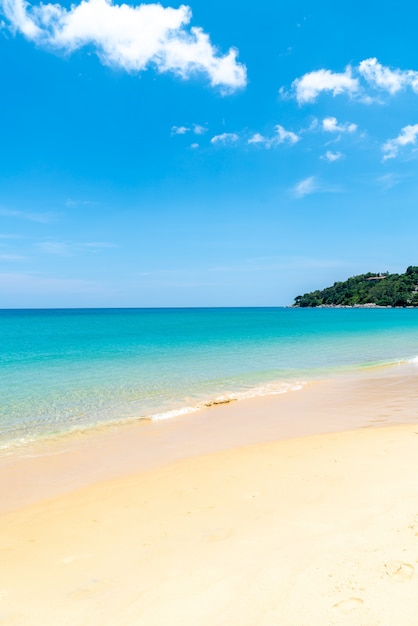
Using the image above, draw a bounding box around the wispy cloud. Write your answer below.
[171,125,190,135]
[286,58,418,104]
[275,124,299,144]
[175,124,299,149]
[0,272,100,293]
[382,124,418,160]
[37,240,117,255]
[138,255,347,277]
[248,124,299,148]
[320,150,344,162]
[292,176,342,197]
[376,173,403,190]
[65,198,97,208]
[210,132,239,144]
[322,117,357,133]
[0,253,27,261]
[82,242,117,249]
[293,176,318,197]
[1,0,247,91]
[171,123,207,136]
[193,124,207,135]
[37,241,72,256]
[0,207,56,223]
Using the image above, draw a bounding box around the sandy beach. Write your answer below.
[1,365,418,625]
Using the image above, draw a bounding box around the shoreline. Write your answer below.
[1,362,418,623]
[0,376,305,455]
[3,307,418,458]
[0,354,413,456]
[1,360,417,515]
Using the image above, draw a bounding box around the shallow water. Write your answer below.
[1,307,418,449]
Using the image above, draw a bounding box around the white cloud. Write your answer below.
[171,123,207,136]
[293,176,318,198]
[171,125,189,135]
[359,58,418,94]
[291,67,359,104]
[248,125,299,148]
[248,132,266,144]
[193,124,207,135]
[210,132,239,144]
[322,117,357,133]
[190,142,199,149]
[382,124,418,160]
[321,150,343,162]
[275,124,299,144]
[1,0,41,37]
[288,58,418,104]
[1,0,247,91]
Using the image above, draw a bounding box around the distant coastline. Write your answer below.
[293,266,418,308]
[299,304,418,309]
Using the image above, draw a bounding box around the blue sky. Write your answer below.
[1,0,418,306]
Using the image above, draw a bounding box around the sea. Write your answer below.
[1,307,418,452]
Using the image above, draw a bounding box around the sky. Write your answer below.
[1,0,418,307]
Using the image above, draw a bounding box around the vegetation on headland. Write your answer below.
[293,266,418,308]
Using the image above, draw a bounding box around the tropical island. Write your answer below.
[293,266,418,307]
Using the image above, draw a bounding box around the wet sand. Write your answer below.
[1,364,418,624]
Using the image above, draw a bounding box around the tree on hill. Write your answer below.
[293,266,418,307]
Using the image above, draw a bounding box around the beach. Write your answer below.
[3,0,418,620]
[1,364,418,625]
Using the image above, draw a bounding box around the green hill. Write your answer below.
[293,266,418,308]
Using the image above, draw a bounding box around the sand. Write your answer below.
[1,365,418,624]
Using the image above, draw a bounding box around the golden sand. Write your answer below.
[1,365,418,624]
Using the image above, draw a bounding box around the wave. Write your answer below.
[150,380,304,421]
[0,379,305,454]
[3,354,416,453]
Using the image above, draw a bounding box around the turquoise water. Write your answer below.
[1,307,418,450]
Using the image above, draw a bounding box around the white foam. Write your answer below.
[228,381,303,401]
[0,436,31,449]
[152,405,202,421]
[149,380,304,422]
[0,381,306,452]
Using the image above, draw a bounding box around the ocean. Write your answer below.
[1,307,418,452]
